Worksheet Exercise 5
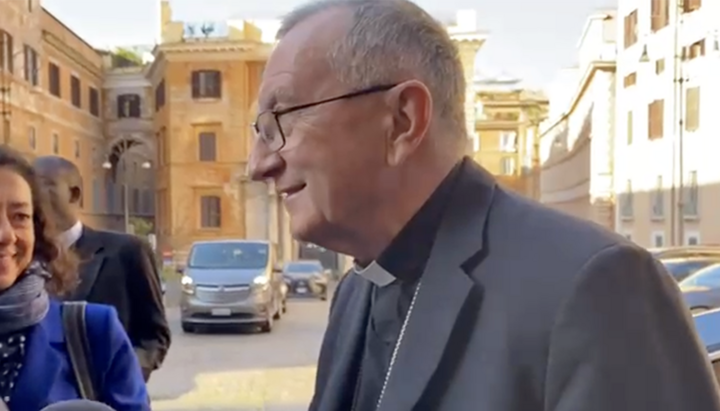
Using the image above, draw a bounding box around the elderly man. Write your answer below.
[248,0,720,410]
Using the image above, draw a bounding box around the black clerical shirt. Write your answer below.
[351,163,462,410]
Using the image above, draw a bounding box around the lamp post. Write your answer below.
[102,143,151,233]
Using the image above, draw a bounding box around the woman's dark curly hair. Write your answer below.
[0,146,79,296]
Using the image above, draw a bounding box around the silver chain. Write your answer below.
[375,280,422,410]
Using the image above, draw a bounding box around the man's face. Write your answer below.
[248,12,393,245]
[35,166,75,227]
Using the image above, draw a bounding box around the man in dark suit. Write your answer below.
[34,156,170,382]
[247,0,720,410]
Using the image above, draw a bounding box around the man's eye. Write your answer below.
[13,213,31,223]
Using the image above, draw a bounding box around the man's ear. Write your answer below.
[69,186,82,205]
[384,80,433,167]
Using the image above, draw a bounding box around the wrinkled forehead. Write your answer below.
[258,9,351,110]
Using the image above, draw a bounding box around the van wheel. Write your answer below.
[259,317,273,333]
[181,322,195,333]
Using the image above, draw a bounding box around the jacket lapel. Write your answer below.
[317,278,372,411]
[378,160,497,411]
[11,302,64,410]
[70,227,105,301]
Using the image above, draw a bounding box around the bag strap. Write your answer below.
[62,301,98,401]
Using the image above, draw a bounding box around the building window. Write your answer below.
[48,63,61,97]
[198,132,217,162]
[498,131,517,152]
[650,0,669,32]
[684,39,705,60]
[89,87,99,116]
[0,31,14,74]
[685,232,700,246]
[200,195,221,228]
[52,133,59,154]
[623,10,638,49]
[132,188,140,214]
[70,75,81,107]
[683,0,701,12]
[626,111,633,145]
[622,72,636,88]
[28,126,35,150]
[92,179,102,212]
[27,0,33,11]
[652,231,665,248]
[191,70,222,99]
[655,58,665,74]
[684,171,698,218]
[117,94,141,118]
[620,179,634,219]
[499,156,515,175]
[23,45,38,86]
[648,99,664,140]
[73,139,80,158]
[651,175,664,219]
[155,79,165,111]
[685,86,700,131]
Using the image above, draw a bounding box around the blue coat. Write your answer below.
[9,300,150,411]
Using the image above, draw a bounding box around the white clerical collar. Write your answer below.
[59,221,83,248]
[353,260,396,287]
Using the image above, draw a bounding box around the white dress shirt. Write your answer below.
[59,221,83,248]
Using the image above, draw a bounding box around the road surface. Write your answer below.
[148,296,329,411]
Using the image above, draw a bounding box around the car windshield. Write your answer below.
[663,260,717,282]
[694,310,720,351]
[285,262,322,273]
[680,264,720,289]
[188,242,269,269]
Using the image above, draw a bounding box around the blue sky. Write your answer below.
[42,0,616,89]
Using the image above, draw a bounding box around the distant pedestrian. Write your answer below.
[248,0,720,410]
[34,156,170,382]
[0,146,148,410]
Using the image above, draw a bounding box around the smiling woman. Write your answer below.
[0,146,150,411]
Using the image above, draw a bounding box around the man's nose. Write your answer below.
[0,214,16,246]
[247,141,284,181]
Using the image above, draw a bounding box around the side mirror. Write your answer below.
[176,266,184,274]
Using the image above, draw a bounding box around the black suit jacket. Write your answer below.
[311,159,720,411]
[68,226,171,379]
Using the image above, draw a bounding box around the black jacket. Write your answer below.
[67,226,171,381]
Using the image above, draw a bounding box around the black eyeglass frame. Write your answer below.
[252,83,398,151]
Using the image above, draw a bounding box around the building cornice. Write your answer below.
[540,60,615,139]
[41,30,103,81]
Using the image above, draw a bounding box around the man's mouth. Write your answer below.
[279,184,306,199]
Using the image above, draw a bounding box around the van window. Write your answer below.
[188,242,269,269]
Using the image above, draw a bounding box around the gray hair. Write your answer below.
[277,0,468,139]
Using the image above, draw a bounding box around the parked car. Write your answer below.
[283,260,329,300]
[679,263,720,315]
[179,240,286,333]
[650,246,720,259]
[692,308,720,387]
[660,256,720,282]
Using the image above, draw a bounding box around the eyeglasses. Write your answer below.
[252,84,397,152]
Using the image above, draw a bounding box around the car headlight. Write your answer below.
[180,275,195,295]
[252,275,269,289]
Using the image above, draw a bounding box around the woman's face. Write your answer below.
[0,167,35,291]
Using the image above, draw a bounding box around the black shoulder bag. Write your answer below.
[62,301,98,401]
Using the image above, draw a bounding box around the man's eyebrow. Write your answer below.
[9,201,31,210]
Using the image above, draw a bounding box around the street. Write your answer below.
[148,292,329,411]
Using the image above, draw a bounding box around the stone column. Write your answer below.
[456,40,482,150]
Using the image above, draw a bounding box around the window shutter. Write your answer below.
[191,71,200,98]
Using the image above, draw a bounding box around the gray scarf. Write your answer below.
[0,261,50,335]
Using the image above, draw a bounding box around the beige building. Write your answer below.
[0,1,153,230]
[473,75,548,199]
[614,0,720,247]
[539,12,617,230]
